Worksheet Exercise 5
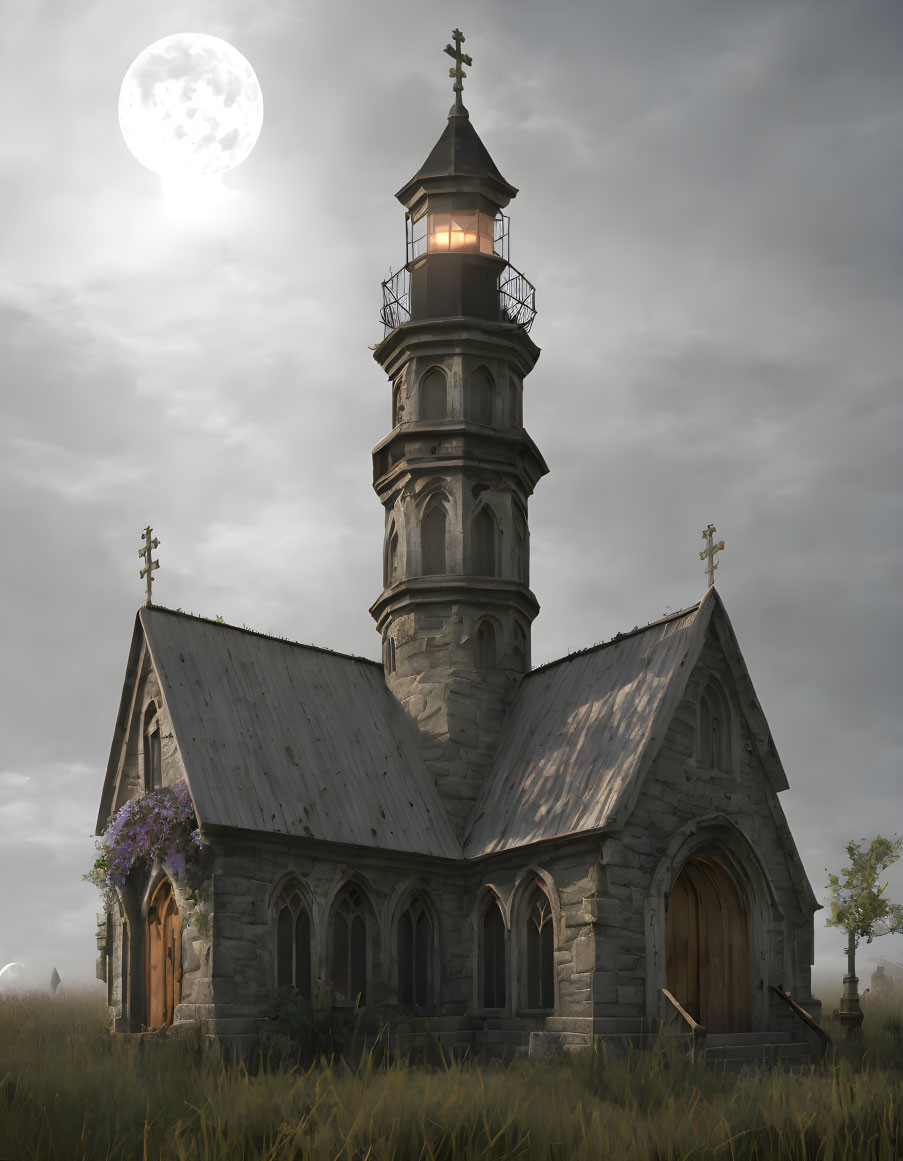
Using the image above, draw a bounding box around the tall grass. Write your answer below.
[0,988,900,1160]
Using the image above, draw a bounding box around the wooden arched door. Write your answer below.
[146,879,181,1029]
[666,857,750,1033]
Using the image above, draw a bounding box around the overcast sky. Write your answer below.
[1,0,901,995]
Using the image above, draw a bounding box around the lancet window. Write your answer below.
[385,523,399,586]
[699,682,730,771]
[275,888,312,999]
[397,897,432,1008]
[482,900,506,1008]
[472,506,498,576]
[421,500,447,575]
[475,619,497,669]
[513,506,528,583]
[333,886,367,1003]
[143,702,162,791]
[468,366,494,425]
[419,369,447,420]
[525,885,554,1010]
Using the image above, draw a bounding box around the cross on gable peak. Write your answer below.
[699,523,725,591]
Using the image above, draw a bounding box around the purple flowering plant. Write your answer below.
[86,780,202,899]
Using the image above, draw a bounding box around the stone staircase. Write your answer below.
[704,1030,818,1073]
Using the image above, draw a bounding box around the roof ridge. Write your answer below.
[138,604,382,668]
[527,600,703,677]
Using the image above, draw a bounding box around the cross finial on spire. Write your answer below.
[699,523,724,590]
[139,525,160,605]
[444,28,472,114]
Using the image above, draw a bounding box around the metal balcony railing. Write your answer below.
[380,268,411,334]
[379,264,537,338]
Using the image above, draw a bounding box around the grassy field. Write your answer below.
[0,989,901,1160]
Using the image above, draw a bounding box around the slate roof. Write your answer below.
[101,608,463,860]
[465,588,787,856]
[100,589,788,866]
[395,109,519,207]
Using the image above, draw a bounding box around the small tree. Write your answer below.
[825,834,903,1033]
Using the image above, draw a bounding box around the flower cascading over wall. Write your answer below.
[86,780,202,901]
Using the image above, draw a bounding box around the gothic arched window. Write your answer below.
[276,889,312,999]
[513,505,528,583]
[419,369,447,421]
[397,897,432,1008]
[385,523,399,586]
[392,378,404,426]
[507,378,521,427]
[482,900,506,1008]
[468,366,493,425]
[512,620,527,673]
[525,885,554,1010]
[333,886,367,1003]
[699,683,730,771]
[383,635,396,675]
[472,506,497,576]
[475,620,497,669]
[143,703,162,791]
[421,500,447,575]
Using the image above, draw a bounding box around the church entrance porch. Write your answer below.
[145,878,181,1029]
[666,857,750,1033]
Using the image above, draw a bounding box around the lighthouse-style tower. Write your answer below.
[370,31,548,836]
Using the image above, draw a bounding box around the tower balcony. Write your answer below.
[380,263,537,338]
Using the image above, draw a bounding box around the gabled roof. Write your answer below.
[99,608,463,860]
[464,588,788,857]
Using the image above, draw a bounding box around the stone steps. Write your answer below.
[704,1032,817,1072]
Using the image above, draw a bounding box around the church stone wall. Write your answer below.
[591,629,820,1035]
[186,831,601,1055]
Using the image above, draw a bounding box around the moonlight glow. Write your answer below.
[118,34,263,178]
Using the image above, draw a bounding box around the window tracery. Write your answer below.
[275,888,312,999]
[397,896,432,1007]
[333,886,367,1003]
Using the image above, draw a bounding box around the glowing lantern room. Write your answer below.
[381,99,536,332]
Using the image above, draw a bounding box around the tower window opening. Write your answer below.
[392,380,404,426]
[472,506,497,576]
[384,636,396,675]
[421,502,447,575]
[468,366,494,425]
[514,506,528,583]
[419,369,447,420]
[385,525,399,586]
[475,619,497,668]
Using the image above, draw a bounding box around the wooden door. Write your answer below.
[666,857,750,1032]
[146,879,181,1029]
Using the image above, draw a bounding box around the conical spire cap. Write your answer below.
[395,108,518,210]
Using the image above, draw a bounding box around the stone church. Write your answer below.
[96,34,824,1060]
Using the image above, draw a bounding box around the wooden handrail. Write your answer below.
[661,988,706,1036]
[769,984,831,1055]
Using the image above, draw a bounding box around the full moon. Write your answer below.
[118,34,263,178]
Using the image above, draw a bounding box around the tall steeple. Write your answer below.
[370,32,548,838]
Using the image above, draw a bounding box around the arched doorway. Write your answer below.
[146,879,181,1029]
[666,856,750,1032]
